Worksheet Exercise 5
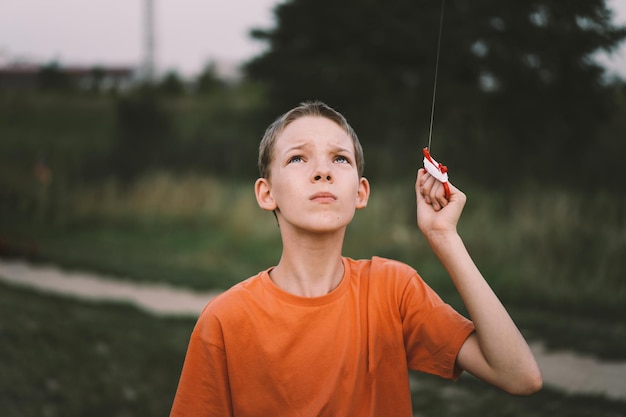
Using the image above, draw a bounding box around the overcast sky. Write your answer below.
[0,0,278,76]
[1,0,625,78]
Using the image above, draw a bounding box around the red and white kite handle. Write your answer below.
[422,147,451,200]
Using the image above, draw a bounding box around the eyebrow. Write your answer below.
[330,145,354,155]
[283,143,310,154]
[283,143,353,155]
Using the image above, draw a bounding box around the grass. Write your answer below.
[0,282,194,417]
[410,371,626,417]
[458,187,626,315]
[1,282,624,417]
[12,220,280,291]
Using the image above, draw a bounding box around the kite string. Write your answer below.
[427,0,446,152]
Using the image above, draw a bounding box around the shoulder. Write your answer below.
[202,272,266,317]
[345,256,425,302]
[371,256,417,276]
[346,256,418,283]
[192,271,267,339]
[347,256,442,305]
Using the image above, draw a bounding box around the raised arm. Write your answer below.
[416,168,542,395]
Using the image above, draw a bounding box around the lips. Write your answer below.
[310,192,337,202]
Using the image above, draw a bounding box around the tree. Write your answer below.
[38,62,74,92]
[245,0,626,186]
[158,70,186,96]
[195,62,227,95]
[109,91,174,181]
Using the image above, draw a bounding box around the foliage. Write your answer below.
[104,81,266,181]
[245,0,626,188]
[108,90,175,180]
[37,62,75,92]
[157,70,186,96]
[195,62,229,95]
[0,78,265,189]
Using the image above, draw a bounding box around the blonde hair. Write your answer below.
[258,101,365,179]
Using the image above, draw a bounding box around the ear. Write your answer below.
[355,177,370,209]
[255,177,277,211]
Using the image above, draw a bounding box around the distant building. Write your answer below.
[0,64,39,90]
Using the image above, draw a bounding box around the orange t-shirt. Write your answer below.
[170,256,474,417]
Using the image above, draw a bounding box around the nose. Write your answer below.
[312,162,333,182]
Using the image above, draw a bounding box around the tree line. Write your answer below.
[245,0,626,190]
[2,0,625,192]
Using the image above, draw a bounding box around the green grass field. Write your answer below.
[0,282,194,417]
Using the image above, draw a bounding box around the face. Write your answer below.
[255,116,370,234]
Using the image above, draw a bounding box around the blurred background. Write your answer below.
[1,0,625,416]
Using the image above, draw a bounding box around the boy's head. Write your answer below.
[258,101,365,180]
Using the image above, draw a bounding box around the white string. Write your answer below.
[427,0,446,152]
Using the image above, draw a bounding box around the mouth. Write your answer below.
[310,192,337,203]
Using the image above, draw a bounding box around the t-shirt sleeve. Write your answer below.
[170,311,233,417]
[400,273,475,381]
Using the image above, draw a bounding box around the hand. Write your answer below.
[416,168,466,238]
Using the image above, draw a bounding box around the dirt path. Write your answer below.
[0,258,219,316]
[1,258,625,400]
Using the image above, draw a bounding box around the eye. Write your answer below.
[288,155,304,164]
[334,155,350,164]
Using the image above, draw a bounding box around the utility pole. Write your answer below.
[143,0,156,83]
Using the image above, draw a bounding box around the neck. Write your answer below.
[271,229,346,297]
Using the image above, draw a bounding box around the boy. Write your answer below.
[170,101,542,417]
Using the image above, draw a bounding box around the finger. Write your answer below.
[418,168,431,187]
[420,170,436,194]
[416,171,437,208]
[434,181,450,208]
[415,175,429,208]
[421,175,437,205]
[416,169,425,199]
[429,181,442,211]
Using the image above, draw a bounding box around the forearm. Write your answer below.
[426,231,541,392]
[416,169,541,393]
